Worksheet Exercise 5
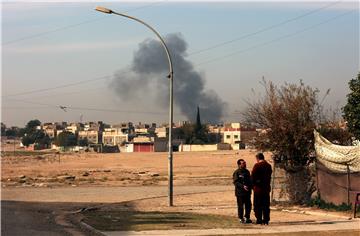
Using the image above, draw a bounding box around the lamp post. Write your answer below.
[95,6,174,206]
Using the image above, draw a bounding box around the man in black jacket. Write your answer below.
[233,158,252,224]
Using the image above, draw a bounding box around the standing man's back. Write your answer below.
[252,153,272,225]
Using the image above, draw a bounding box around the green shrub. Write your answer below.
[307,196,352,211]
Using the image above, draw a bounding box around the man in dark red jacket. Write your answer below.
[251,152,272,225]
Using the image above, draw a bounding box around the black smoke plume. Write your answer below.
[110,33,227,123]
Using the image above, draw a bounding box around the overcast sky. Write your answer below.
[1,0,359,126]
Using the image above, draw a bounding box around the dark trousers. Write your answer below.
[254,192,270,223]
[236,194,251,219]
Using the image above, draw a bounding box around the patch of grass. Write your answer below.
[82,210,240,231]
[307,196,352,211]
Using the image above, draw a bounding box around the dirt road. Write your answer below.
[2,185,232,203]
[2,150,357,235]
[1,186,232,236]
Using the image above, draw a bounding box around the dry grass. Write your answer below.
[1,149,271,187]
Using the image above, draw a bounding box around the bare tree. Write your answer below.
[242,79,320,203]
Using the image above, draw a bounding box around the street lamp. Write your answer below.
[95,6,174,206]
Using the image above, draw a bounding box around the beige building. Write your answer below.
[65,123,82,134]
[44,128,56,139]
[133,136,154,143]
[78,130,100,144]
[223,123,241,144]
[42,123,57,138]
[155,127,168,138]
[102,128,128,146]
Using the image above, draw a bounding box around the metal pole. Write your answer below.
[347,164,350,205]
[95,7,174,206]
[169,70,174,206]
[13,137,16,156]
[271,161,276,202]
[315,159,320,197]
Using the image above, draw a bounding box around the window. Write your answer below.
[226,135,231,139]
[234,135,239,139]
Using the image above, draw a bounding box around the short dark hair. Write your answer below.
[237,158,245,165]
[256,153,265,160]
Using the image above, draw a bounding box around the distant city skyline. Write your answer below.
[2,1,359,126]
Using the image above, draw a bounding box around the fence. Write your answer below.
[316,161,360,205]
[270,161,360,205]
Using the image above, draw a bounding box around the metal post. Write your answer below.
[315,159,320,197]
[168,72,174,206]
[347,164,350,205]
[95,7,174,206]
[13,137,16,156]
[271,161,276,202]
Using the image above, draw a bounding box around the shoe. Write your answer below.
[256,220,262,224]
[263,221,269,225]
[245,218,252,224]
[239,218,246,224]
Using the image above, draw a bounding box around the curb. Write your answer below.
[79,221,106,236]
[271,207,355,220]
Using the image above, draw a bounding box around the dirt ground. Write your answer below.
[1,149,268,187]
[2,148,357,235]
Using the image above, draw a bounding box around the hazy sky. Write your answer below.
[1,0,359,126]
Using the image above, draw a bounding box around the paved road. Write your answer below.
[1,186,232,236]
[103,224,360,236]
[2,185,232,203]
[1,201,71,236]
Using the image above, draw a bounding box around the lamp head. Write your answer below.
[95,6,113,14]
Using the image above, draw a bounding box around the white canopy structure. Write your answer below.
[314,130,360,173]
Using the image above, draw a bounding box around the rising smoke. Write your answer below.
[110,33,227,123]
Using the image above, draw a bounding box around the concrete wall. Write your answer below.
[154,139,167,152]
[120,143,133,153]
[231,143,240,150]
[179,143,231,152]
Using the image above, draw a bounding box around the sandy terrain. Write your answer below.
[1,149,269,187]
[2,149,357,235]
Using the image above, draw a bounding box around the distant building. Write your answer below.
[102,128,128,146]
[155,127,168,138]
[223,123,241,145]
[65,123,83,134]
[42,123,57,138]
[44,127,56,139]
[223,122,257,149]
[133,136,155,152]
[78,130,101,144]
[134,122,156,135]
[84,121,104,132]
[112,122,134,134]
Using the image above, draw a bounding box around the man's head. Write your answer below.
[237,158,246,169]
[255,152,265,162]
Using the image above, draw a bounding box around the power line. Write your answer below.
[188,0,343,57]
[2,0,168,46]
[195,9,356,67]
[3,85,109,100]
[1,107,52,110]
[4,98,179,116]
[2,75,112,97]
[3,16,109,46]
[2,4,355,99]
